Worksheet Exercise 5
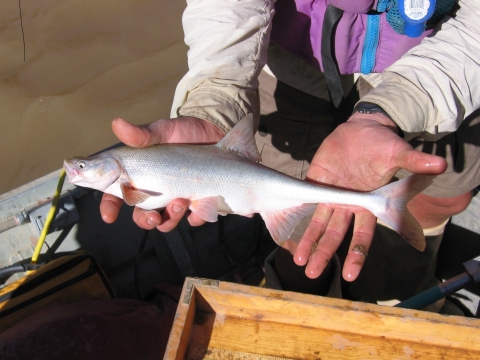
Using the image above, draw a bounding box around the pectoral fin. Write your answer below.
[120,182,162,206]
[260,204,317,246]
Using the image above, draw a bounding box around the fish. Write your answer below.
[63,114,433,251]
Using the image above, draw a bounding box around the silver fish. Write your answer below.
[63,114,432,250]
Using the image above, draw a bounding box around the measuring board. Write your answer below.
[185,344,293,360]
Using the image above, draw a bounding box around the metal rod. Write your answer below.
[396,272,473,310]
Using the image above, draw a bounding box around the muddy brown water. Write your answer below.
[0,0,188,195]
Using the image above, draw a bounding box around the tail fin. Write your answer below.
[370,174,435,251]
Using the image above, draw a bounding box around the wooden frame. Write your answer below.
[164,277,480,359]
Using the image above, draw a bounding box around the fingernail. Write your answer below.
[172,204,185,214]
[146,217,159,226]
[294,257,302,266]
[295,254,307,266]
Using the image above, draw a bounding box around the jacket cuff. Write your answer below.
[174,86,259,134]
[360,74,431,141]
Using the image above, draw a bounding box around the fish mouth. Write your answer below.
[63,159,81,183]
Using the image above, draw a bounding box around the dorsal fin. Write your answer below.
[216,114,261,162]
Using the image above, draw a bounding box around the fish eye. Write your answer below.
[78,161,86,169]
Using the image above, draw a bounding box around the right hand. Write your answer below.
[292,112,448,281]
[100,116,225,231]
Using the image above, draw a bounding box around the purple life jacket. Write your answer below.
[270,0,450,74]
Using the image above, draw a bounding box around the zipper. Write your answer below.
[360,14,381,74]
[377,0,391,12]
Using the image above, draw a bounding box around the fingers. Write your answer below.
[341,210,376,282]
[294,205,333,266]
[397,148,447,175]
[130,199,190,232]
[103,196,193,232]
[156,200,191,232]
[111,118,162,148]
[293,205,377,281]
[148,117,225,144]
[111,117,225,149]
[305,208,353,278]
[100,193,123,223]
[132,207,163,230]
[294,205,353,279]
[186,212,207,227]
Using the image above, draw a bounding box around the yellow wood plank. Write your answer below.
[165,278,480,359]
[186,344,293,360]
[193,284,480,351]
[188,312,479,359]
[164,280,197,360]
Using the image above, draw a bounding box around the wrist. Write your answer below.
[169,116,225,143]
[350,102,403,137]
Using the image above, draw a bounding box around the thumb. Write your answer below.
[397,148,448,175]
[111,118,162,148]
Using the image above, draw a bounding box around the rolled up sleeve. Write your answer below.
[361,0,480,141]
[170,0,275,133]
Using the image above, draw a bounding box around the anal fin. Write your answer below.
[260,204,317,246]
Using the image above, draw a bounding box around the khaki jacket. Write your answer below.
[171,0,480,141]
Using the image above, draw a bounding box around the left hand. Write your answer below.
[100,116,225,231]
[291,112,447,281]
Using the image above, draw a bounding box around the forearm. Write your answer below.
[361,0,480,141]
[170,0,275,133]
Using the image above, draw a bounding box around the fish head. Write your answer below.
[63,156,122,191]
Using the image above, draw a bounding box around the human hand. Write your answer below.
[100,116,225,231]
[292,112,447,281]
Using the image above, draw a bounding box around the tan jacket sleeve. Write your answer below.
[170,0,275,134]
[361,0,480,141]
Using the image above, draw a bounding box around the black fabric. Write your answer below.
[338,226,444,303]
[321,4,344,109]
[263,248,342,298]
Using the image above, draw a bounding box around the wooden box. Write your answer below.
[164,277,480,359]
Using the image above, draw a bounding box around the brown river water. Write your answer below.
[0,0,188,195]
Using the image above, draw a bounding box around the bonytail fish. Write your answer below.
[63,114,433,250]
